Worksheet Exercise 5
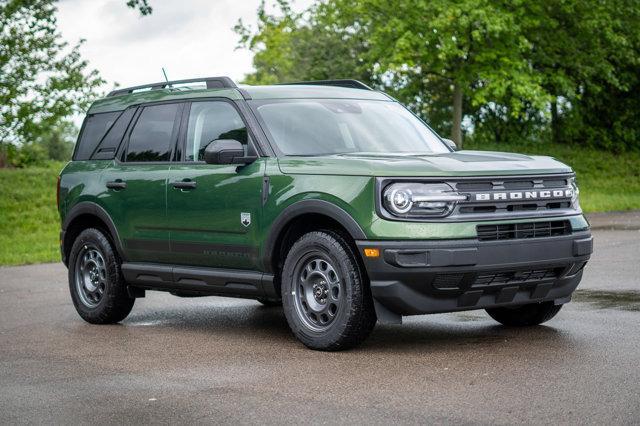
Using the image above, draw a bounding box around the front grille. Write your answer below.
[477,220,571,241]
[377,174,579,222]
[473,268,560,287]
[451,174,576,219]
[430,266,565,292]
[432,273,465,290]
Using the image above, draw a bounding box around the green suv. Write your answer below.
[58,77,593,350]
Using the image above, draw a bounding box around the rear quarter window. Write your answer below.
[73,111,121,160]
[91,108,136,160]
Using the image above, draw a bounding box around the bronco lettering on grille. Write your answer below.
[474,189,573,202]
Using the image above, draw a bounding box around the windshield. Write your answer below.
[252,99,449,156]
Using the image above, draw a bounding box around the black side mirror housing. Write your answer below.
[204,139,257,165]
[443,138,458,151]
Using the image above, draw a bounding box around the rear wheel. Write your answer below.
[68,228,134,324]
[486,301,563,326]
[281,230,376,350]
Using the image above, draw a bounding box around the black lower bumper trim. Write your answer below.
[356,230,592,318]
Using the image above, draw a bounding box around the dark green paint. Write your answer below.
[60,83,589,274]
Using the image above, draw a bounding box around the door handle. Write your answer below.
[172,180,197,190]
[106,180,127,190]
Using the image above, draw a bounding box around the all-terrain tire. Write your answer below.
[486,301,563,326]
[68,228,134,324]
[281,230,377,351]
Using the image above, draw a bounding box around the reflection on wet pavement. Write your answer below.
[573,289,640,311]
[450,312,486,322]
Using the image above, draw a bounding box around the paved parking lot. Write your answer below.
[1,229,639,424]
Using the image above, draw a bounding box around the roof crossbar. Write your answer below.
[107,76,237,97]
[280,79,373,90]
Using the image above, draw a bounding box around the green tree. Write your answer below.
[234,0,373,86]
[238,0,640,152]
[37,119,76,161]
[126,0,152,15]
[0,0,104,152]
[523,0,640,150]
[1,0,154,166]
[238,0,552,148]
[333,0,557,148]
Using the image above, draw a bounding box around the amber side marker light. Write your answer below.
[363,248,380,258]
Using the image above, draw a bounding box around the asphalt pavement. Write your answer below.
[1,228,639,425]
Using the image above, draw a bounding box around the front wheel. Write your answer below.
[486,301,563,326]
[68,228,134,324]
[281,231,377,351]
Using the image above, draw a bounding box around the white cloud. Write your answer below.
[56,0,314,90]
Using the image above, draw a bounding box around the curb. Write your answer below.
[585,210,640,231]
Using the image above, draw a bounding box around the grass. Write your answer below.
[465,141,640,213]
[0,144,638,266]
[0,162,65,266]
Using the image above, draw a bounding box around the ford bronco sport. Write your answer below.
[58,77,593,350]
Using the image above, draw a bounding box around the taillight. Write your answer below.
[56,175,61,209]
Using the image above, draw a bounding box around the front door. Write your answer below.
[101,102,183,264]
[167,100,265,270]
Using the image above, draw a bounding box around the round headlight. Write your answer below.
[382,182,466,218]
[387,188,413,214]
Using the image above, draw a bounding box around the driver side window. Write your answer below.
[185,101,248,161]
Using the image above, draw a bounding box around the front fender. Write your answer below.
[261,198,368,271]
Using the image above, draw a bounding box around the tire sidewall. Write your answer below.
[281,232,362,349]
[68,228,129,323]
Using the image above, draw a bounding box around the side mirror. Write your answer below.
[443,138,458,151]
[204,139,256,165]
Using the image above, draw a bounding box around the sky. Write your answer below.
[56,0,314,90]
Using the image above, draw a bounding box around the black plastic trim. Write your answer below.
[261,199,367,272]
[278,79,372,90]
[262,176,270,206]
[357,230,592,316]
[61,201,126,265]
[121,262,274,299]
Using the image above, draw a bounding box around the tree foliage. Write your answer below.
[237,0,640,152]
[0,0,104,150]
[126,0,152,16]
[0,0,152,166]
[234,0,373,85]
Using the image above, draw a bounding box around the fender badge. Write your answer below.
[241,212,251,227]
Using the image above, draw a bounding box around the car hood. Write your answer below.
[277,151,573,177]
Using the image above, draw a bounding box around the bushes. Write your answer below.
[0,143,49,168]
[0,121,76,168]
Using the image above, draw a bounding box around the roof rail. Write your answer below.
[280,79,372,91]
[107,76,237,97]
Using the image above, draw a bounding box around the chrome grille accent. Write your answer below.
[451,174,577,220]
[376,173,579,222]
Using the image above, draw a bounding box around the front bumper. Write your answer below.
[356,230,593,322]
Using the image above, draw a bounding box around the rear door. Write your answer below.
[167,99,265,270]
[101,102,183,263]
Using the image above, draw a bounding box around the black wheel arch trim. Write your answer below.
[261,199,367,272]
[61,201,126,265]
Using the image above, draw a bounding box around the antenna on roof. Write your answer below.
[107,76,237,97]
[161,68,170,83]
